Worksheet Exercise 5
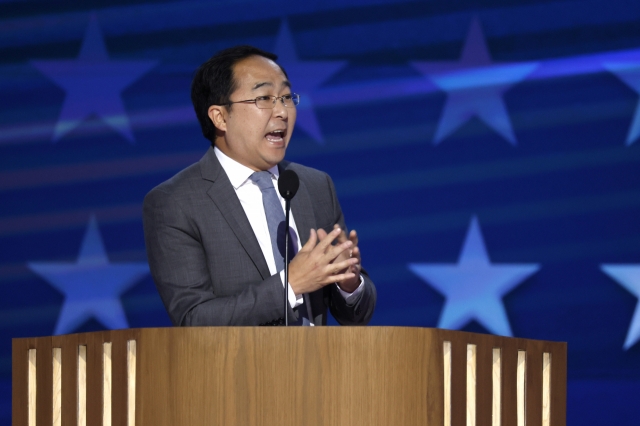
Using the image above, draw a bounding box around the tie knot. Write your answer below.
[249,171,275,191]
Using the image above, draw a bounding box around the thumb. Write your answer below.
[300,228,317,252]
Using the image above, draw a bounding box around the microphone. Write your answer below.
[278,170,299,326]
[278,169,299,200]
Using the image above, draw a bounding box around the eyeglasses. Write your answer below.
[227,93,300,109]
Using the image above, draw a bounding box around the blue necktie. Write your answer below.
[250,171,310,325]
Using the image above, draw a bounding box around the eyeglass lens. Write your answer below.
[256,95,299,109]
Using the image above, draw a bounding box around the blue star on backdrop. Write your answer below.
[31,14,157,143]
[601,264,640,350]
[604,61,640,146]
[274,20,347,144]
[27,216,150,335]
[412,18,538,145]
[408,216,540,337]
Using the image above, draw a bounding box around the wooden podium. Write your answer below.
[13,327,566,426]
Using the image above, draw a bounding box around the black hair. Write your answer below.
[190,45,287,144]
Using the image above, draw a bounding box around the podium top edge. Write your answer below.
[12,326,567,346]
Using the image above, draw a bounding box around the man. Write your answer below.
[143,45,376,326]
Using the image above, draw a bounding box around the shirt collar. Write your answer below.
[214,146,280,189]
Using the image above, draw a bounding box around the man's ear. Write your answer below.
[208,105,227,132]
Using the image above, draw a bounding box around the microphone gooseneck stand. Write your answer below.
[283,198,291,326]
[278,169,300,327]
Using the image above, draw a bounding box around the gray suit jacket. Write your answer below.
[143,147,376,326]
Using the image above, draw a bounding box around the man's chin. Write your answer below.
[262,148,287,167]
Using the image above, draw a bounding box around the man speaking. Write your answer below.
[143,45,376,326]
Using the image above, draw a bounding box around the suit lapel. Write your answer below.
[200,148,271,280]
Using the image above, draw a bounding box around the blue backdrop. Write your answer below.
[2,0,640,423]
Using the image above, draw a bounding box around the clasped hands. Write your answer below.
[287,225,362,295]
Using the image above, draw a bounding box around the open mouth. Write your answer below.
[265,129,285,142]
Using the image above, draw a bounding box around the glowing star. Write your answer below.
[412,18,537,145]
[601,264,640,349]
[604,61,640,145]
[408,216,540,336]
[31,14,157,142]
[274,19,347,143]
[27,216,149,335]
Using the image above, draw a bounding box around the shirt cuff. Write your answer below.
[279,270,303,309]
[335,274,365,304]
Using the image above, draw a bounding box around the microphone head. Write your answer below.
[278,169,299,200]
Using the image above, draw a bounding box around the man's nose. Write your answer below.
[272,97,288,119]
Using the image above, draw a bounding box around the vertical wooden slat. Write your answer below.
[52,348,62,426]
[111,335,127,426]
[85,334,105,425]
[466,344,477,426]
[36,338,53,426]
[517,351,526,426]
[500,341,518,426]
[104,343,112,426]
[474,342,492,426]
[28,349,36,426]
[111,330,139,426]
[525,346,542,426]
[55,334,79,426]
[127,340,137,426]
[78,345,87,426]
[550,345,567,426]
[427,334,445,426]
[492,348,501,426]
[451,339,467,426]
[443,341,451,426]
[542,353,551,426]
[13,338,33,426]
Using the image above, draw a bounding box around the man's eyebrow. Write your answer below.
[251,80,292,90]
[252,82,273,90]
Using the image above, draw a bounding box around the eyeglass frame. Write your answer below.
[224,93,300,109]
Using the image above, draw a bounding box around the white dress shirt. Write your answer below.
[214,147,364,324]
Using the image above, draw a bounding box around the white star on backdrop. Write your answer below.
[604,61,640,145]
[408,216,540,336]
[31,14,157,143]
[601,264,640,349]
[27,216,150,335]
[274,19,347,143]
[412,18,538,145]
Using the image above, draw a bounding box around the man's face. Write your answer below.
[209,55,296,171]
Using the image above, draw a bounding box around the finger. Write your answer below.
[349,229,359,247]
[317,227,328,241]
[325,240,353,262]
[351,246,361,262]
[334,223,348,244]
[348,263,361,275]
[323,258,356,279]
[322,272,357,285]
[300,228,317,252]
[316,226,343,253]
[327,257,358,274]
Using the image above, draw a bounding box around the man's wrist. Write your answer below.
[336,275,365,302]
[337,282,358,293]
[279,270,303,308]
